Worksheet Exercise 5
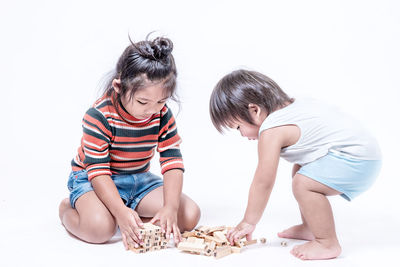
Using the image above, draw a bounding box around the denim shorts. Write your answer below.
[67,170,164,209]
[297,151,382,201]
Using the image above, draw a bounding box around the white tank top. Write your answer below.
[259,98,381,165]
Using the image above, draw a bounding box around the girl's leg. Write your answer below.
[290,174,342,260]
[278,164,315,240]
[135,186,201,231]
[59,191,117,243]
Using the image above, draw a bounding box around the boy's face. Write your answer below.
[230,119,260,140]
[228,104,266,140]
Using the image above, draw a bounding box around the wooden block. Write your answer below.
[194,225,203,231]
[145,229,154,235]
[244,239,257,246]
[195,231,203,237]
[204,248,213,256]
[182,231,197,238]
[178,241,207,253]
[138,229,146,235]
[214,246,232,259]
[207,226,226,234]
[234,240,244,248]
[142,222,161,234]
[208,241,216,251]
[187,236,198,243]
[198,225,211,234]
[213,231,228,243]
[231,246,241,253]
[204,235,226,246]
[130,247,145,253]
[194,238,205,244]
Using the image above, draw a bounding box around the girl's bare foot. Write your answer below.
[278,224,315,240]
[59,198,71,221]
[291,239,341,260]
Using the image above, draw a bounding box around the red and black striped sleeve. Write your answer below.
[157,105,184,174]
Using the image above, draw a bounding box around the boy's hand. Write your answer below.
[227,220,256,245]
[150,206,182,244]
[115,206,144,250]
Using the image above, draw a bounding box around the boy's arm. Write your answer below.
[228,126,293,243]
[243,127,283,225]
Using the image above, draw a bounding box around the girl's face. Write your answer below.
[120,83,169,120]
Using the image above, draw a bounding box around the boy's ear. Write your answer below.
[112,79,121,94]
[248,103,261,120]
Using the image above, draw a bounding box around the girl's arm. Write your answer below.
[151,169,183,243]
[91,175,143,249]
[162,169,183,211]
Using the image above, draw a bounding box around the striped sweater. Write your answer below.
[71,93,184,181]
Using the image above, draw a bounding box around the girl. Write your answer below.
[59,36,200,250]
[209,69,381,260]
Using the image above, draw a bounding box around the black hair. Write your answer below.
[103,34,178,110]
[209,69,293,133]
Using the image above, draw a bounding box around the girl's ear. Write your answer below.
[112,79,122,94]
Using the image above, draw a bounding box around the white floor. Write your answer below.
[1,161,400,267]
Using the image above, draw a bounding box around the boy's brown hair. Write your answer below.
[209,69,293,133]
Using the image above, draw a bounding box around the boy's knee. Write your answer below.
[292,175,308,201]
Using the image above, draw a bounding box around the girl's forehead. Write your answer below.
[135,83,169,99]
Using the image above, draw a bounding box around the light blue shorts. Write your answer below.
[297,152,382,201]
[67,170,163,209]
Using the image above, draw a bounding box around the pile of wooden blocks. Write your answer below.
[178,225,257,259]
[129,223,168,253]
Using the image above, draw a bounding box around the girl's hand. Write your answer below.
[115,206,144,250]
[226,220,256,245]
[150,206,182,244]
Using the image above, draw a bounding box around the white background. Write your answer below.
[1,0,399,266]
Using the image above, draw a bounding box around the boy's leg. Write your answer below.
[278,164,315,240]
[278,213,315,240]
[290,173,342,260]
[59,191,117,243]
[135,186,200,231]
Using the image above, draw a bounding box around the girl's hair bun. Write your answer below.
[132,36,173,61]
[150,37,173,61]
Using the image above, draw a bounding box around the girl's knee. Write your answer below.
[179,197,201,231]
[82,213,117,244]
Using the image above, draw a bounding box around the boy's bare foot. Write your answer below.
[291,239,341,260]
[278,224,315,240]
[59,198,71,222]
